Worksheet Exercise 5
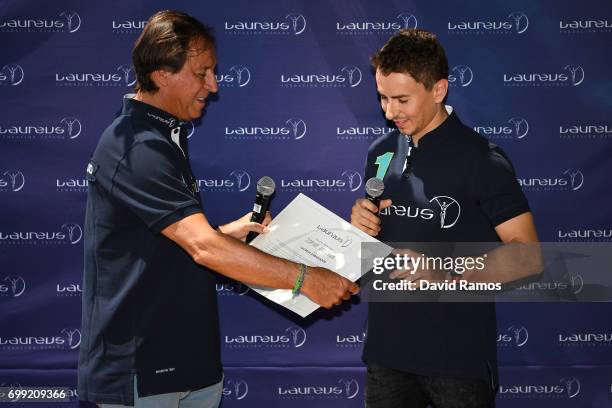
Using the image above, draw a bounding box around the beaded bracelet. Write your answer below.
[292,263,307,295]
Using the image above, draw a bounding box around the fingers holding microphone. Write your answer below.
[350,177,391,236]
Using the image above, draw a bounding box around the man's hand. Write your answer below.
[300,267,360,309]
[218,211,272,241]
[350,198,392,237]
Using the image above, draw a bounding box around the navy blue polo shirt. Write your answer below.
[362,107,529,383]
[78,96,222,405]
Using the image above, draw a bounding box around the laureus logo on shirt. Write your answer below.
[55,64,136,87]
[223,379,249,400]
[0,10,81,33]
[0,276,26,298]
[278,378,360,400]
[0,64,24,86]
[216,281,250,296]
[197,170,251,193]
[225,13,306,35]
[0,328,81,350]
[497,325,529,347]
[503,65,585,87]
[474,117,529,140]
[448,11,529,34]
[499,378,581,399]
[448,65,473,87]
[280,65,363,88]
[0,170,25,192]
[380,195,461,229]
[336,12,418,34]
[224,326,306,348]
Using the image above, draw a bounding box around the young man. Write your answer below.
[78,11,358,408]
[350,29,540,408]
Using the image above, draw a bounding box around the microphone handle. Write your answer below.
[246,194,270,243]
[365,194,380,213]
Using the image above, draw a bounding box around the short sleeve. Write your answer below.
[472,148,530,227]
[111,139,201,233]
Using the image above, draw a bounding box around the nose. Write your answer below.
[384,101,396,121]
[206,70,218,93]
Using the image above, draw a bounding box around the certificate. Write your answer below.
[249,193,393,317]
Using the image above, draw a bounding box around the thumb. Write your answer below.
[245,222,270,234]
[379,199,393,210]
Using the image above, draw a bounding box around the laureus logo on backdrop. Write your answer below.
[0,223,83,245]
[197,170,251,193]
[497,325,529,347]
[224,326,307,349]
[225,13,307,35]
[558,228,612,242]
[0,64,24,86]
[223,379,249,400]
[559,17,612,33]
[474,117,529,140]
[56,175,88,193]
[499,378,581,399]
[336,125,395,141]
[280,65,363,88]
[216,65,251,88]
[558,331,612,347]
[559,123,612,140]
[0,117,82,141]
[448,11,529,34]
[516,272,584,295]
[277,378,360,400]
[111,18,148,34]
[517,169,584,192]
[448,65,473,87]
[225,118,307,141]
[0,10,81,33]
[56,282,83,297]
[336,331,366,348]
[0,170,25,192]
[503,65,585,87]
[55,64,136,87]
[336,12,418,34]
[280,170,362,193]
[0,276,27,298]
[0,328,81,351]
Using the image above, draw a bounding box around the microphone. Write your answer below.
[365,177,384,213]
[246,176,276,243]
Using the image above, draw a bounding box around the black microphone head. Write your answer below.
[256,176,276,196]
[365,177,384,198]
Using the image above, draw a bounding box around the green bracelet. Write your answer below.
[292,263,307,295]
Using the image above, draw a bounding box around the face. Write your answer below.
[375,69,446,139]
[161,39,218,121]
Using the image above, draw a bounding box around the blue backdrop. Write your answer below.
[1,0,611,406]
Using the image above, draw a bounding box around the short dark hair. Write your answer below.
[132,10,215,93]
[371,29,448,90]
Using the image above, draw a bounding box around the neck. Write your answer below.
[134,91,175,118]
[412,105,449,147]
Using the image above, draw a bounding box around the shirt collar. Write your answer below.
[409,105,462,151]
[122,94,188,138]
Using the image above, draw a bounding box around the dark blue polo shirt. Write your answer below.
[78,96,222,405]
[362,108,529,384]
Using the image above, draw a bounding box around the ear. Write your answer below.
[150,69,171,89]
[432,79,448,103]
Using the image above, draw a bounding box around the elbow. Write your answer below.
[189,230,221,268]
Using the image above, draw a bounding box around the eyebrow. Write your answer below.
[377,91,410,99]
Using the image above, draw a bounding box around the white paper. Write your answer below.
[249,193,393,317]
